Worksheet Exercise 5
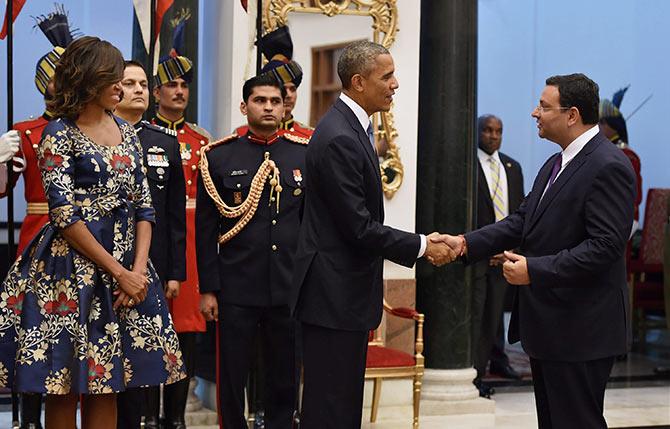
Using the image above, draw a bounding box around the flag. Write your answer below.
[133,0,174,53]
[0,0,27,40]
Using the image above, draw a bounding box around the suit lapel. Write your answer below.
[334,100,382,186]
[477,162,493,211]
[500,155,519,204]
[523,154,558,235]
[527,135,601,232]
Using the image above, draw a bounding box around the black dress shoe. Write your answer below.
[489,362,522,380]
[474,379,495,399]
[143,416,160,429]
[167,421,186,429]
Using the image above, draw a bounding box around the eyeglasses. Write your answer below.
[534,105,571,114]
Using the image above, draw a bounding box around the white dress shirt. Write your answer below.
[540,125,599,200]
[338,92,427,258]
[477,148,509,218]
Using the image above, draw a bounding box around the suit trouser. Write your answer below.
[300,322,369,429]
[529,356,615,429]
[472,262,510,378]
[218,303,297,429]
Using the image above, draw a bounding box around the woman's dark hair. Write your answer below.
[47,36,125,119]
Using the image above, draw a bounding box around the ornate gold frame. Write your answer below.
[263,0,404,198]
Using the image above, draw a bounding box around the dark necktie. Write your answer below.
[546,153,563,189]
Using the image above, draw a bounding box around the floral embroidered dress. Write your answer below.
[0,116,186,394]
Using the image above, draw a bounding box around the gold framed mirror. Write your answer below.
[263,0,404,199]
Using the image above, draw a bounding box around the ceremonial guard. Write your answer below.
[235,25,313,139]
[197,73,308,429]
[0,6,76,428]
[114,60,187,429]
[151,15,209,428]
[599,86,643,225]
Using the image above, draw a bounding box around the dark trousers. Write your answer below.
[300,323,369,429]
[530,356,615,429]
[116,387,144,429]
[472,262,510,378]
[218,303,297,429]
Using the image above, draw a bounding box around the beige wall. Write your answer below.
[214,1,422,280]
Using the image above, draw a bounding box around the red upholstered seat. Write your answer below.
[366,345,415,368]
[629,188,670,340]
[364,301,424,428]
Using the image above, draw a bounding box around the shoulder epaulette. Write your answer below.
[187,122,213,142]
[13,115,48,132]
[295,121,314,131]
[143,120,178,137]
[283,132,310,145]
[203,133,238,153]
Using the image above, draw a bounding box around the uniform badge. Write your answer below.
[230,169,248,177]
[233,192,243,204]
[156,167,165,175]
[180,142,192,161]
[293,169,303,185]
[147,146,169,167]
[293,188,302,196]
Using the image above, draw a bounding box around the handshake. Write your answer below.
[422,233,531,285]
[423,233,465,266]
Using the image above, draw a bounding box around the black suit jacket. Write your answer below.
[136,121,186,283]
[291,99,421,331]
[465,131,635,361]
[476,152,524,229]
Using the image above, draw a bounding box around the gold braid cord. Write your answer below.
[200,142,282,244]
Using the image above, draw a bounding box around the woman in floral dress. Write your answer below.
[0,36,185,428]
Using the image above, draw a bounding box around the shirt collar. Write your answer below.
[477,148,501,165]
[154,112,185,131]
[561,124,599,167]
[279,116,295,131]
[247,130,281,146]
[339,92,370,133]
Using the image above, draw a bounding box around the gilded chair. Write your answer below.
[628,188,670,341]
[365,300,425,428]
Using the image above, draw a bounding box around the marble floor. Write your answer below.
[360,385,670,429]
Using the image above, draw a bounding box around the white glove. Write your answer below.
[0,130,20,163]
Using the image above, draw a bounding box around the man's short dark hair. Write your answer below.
[545,73,599,124]
[124,60,146,72]
[337,41,389,90]
[242,74,286,102]
[477,114,502,134]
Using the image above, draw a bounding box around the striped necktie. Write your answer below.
[487,157,506,221]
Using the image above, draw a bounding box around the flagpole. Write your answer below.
[256,0,262,75]
[6,1,18,425]
[148,0,157,119]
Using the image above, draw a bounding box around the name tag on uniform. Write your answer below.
[230,169,248,177]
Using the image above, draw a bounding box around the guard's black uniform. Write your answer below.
[135,120,187,283]
[116,120,187,429]
[196,131,308,429]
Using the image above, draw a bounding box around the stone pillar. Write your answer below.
[416,0,493,414]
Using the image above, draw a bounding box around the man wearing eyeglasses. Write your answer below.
[433,73,635,428]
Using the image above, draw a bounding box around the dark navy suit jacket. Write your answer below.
[465,131,636,361]
[292,99,421,331]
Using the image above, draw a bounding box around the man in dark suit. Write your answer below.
[114,60,187,429]
[472,114,524,398]
[291,41,453,429]
[436,73,635,428]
